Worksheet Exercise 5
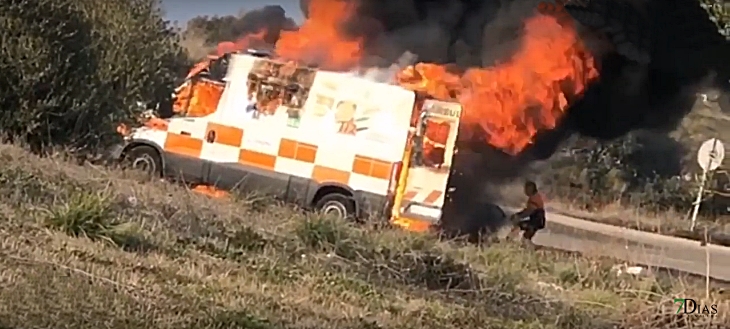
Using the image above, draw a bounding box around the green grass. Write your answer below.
[0,143,727,329]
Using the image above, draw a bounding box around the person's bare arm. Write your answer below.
[511,203,537,220]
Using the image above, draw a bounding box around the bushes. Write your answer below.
[0,0,189,153]
[544,132,696,213]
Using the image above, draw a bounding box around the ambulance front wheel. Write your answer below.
[124,145,162,178]
[315,193,356,220]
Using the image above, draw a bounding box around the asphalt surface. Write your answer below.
[516,211,730,281]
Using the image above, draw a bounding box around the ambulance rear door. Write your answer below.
[398,99,462,224]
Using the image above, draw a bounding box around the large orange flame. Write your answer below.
[275,0,363,70]
[186,0,599,154]
[397,15,598,154]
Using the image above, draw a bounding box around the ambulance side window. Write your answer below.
[242,73,276,118]
[281,67,314,109]
[282,85,305,109]
[246,74,259,102]
[245,59,316,123]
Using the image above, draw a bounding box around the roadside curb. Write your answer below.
[547,211,730,253]
[543,204,730,247]
[526,214,730,282]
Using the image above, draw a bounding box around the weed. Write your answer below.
[42,189,150,251]
[0,144,728,329]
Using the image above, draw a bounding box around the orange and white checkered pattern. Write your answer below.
[129,53,453,208]
[401,189,445,206]
[133,116,449,206]
[133,118,400,196]
[133,121,451,209]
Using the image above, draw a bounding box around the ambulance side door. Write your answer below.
[163,118,208,184]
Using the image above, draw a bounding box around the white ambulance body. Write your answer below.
[114,52,463,230]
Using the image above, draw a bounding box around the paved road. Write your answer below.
[503,209,730,281]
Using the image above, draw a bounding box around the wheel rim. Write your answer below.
[131,155,155,175]
[322,202,345,218]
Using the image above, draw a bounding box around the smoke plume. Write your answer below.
[313,0,727,156]
[309,0,727,233]
[189,5,298,55]
[237,5,298,44]
[198,0,729,234]
[225,0,728,157]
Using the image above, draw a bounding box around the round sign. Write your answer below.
[697,138,725,171]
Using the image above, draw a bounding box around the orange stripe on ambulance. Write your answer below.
[112,51,465,232]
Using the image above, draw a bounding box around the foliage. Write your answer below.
[544,0,730,216]
[544,132,695,212]
[0,0,189,153]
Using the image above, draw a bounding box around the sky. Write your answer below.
[161,0,304,26]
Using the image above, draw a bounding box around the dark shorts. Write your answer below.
[515,209,545,240]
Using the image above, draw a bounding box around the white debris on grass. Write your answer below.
[611,263,648,277]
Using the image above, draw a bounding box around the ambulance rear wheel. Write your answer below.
[124,145,162,179]
[315,193,356,220]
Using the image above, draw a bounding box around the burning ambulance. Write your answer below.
[111,50,465,232]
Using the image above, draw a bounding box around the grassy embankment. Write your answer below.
[0,143,728,328]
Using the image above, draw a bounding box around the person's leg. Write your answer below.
[521,227,537,248]
[505,222,522,240]
[522,227,536,240]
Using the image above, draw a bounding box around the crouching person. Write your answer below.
[507,181,546,248]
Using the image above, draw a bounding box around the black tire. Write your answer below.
[314,193,356,220]
[124,145,162,178]
[438,202,506,244]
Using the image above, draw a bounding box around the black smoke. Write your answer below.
[301,0,730,235]
[329,0,726,153]
[299,0,727,152]
[187,5,297,46]
[303,0,728,234]
[238,6,298,44]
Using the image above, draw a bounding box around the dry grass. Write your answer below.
[549,200,730,239]
[0,143,728,329]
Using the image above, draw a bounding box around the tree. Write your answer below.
[545,131,692,211]
[0,0,189,153]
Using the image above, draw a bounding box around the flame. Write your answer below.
[217,29,268,56]
[274,0,363,70]
[397,15,598,154]
[189,0,362,73]
[192,185,229,198]
[183,5,598,154]
[173,79,225,117]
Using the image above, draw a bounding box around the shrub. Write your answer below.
[0,0,189,153]
[544,132,695,212]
